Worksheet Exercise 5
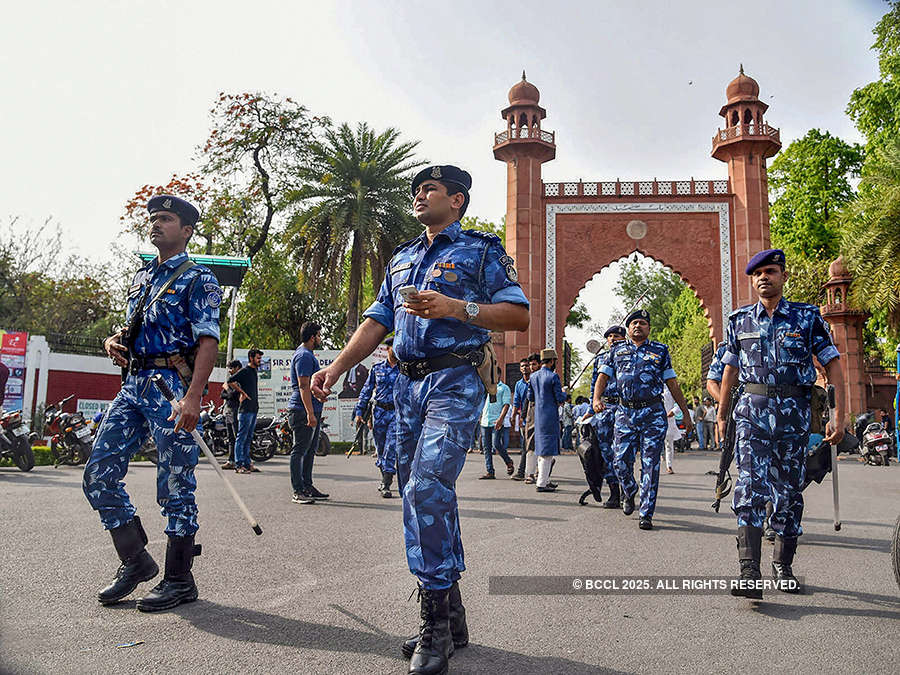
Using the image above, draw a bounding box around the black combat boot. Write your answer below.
[402,581,468,659]
[136,535,201,612]
[97,515,159,605]
[622,492,636,515]
[407,586,453,675]
[772,536,801,594]
[381,471,394,499]
[730,526,763,599]
[603,482,621,509]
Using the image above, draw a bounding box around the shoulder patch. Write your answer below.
[391,236,421,257]
[203,283,219,293]
[206,290,222,308]
[462,229,502,245]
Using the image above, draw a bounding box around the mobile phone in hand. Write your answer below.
[398,285,418,302]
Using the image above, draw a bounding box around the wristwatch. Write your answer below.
[464,301,480,323]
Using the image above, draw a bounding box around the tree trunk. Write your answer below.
[346,229,364,341]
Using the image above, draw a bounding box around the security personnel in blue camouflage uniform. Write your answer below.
[312,165,529,675]
[708,340,777,544]
[718,249,844,598]
[590,325,626,508]
[84,195,220,612]
[354,338,400,498]
[593,309,693,530]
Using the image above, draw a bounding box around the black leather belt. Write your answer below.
[128,352,183,374]
[375,401,395,411]
[744,383,811,398]
[398,349,484,381]
[619,396,662,409]
[601,396,619,405]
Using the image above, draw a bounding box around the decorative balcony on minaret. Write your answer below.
[493,71,556,163]
[712,66,782,309]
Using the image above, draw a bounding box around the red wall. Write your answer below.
[42,370,224,414]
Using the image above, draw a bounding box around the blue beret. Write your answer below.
[624,309,651,326]
[604,325,625,338]
[411,165,472,197]
[147,194,200,228]
[745,248,785,275]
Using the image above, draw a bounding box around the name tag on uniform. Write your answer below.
[737,331,761,340]
[391,262,412,273]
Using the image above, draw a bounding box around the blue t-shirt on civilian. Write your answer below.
[289,345,323,416]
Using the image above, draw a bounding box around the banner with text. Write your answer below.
[0,331,28,413]
[237,346,388,443]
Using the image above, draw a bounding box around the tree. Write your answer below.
[461,215,505,242]
[227,244,344,350]
[199,92,329,257]
[286,122,423,338]
[847,2,900,154]
[613,257,685,335]
[769,129,863,260]
[0,217,120,338]
[839,140,900,330]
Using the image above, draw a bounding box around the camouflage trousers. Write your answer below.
[614,405,667,518]
[591,406,619,485]
[82,370,200,536]
[396,365,484,590]
[732,392,808,538]
[372,406,398,475]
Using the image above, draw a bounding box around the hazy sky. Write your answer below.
[0,0,886,355]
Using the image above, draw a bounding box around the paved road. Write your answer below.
[1,449,897,674]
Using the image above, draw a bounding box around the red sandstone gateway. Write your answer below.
[490,69,875,417]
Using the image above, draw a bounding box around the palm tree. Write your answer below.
[840,139,900,329]
[286,123,423,338]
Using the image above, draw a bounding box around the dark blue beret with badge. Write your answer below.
[604,325,626,338]
[147,194,200,228]
[745,248,785,275]
[624,309,651,327]
[411,165,472,216]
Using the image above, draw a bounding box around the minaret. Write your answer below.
[712,66,781,310]
[821,256,869,416]
[493,72,556,361]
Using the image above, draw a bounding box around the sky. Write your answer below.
[0,0,887,356]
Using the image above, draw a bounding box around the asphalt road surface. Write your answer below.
[1,449,897,674]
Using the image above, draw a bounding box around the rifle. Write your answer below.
[828,384,841,531]
[346,398,374,459]
[712,387,740,512]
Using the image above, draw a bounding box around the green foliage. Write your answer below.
[614,257,684,333]
[566,301,590,329]
[769,128,863,260]
[847,1,900,154]
[461,215,506,242]
[667,312,711,397]
[286,122,423,338]
[782,254,831,305]
[228,244,344,350]
[839,140,900,330]
[0,218,121,337]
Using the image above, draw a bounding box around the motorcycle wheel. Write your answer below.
[250,433,276,462]
[277,434,292,455]
[72,441,90,465]
[12,436,35,472]
[50,438,65,466]
[316,434,331,457]
[892,512,900,590]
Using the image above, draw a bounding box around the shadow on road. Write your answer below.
[178,600,628,674]
[753,585,900,621]
[319,499,566,523]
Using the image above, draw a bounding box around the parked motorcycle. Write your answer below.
[199,402,230,458]
[861,422,893,466]
[43,395,91,466]
[274,413,333,457]
[251,415,277,462]
[0,409,35,471]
